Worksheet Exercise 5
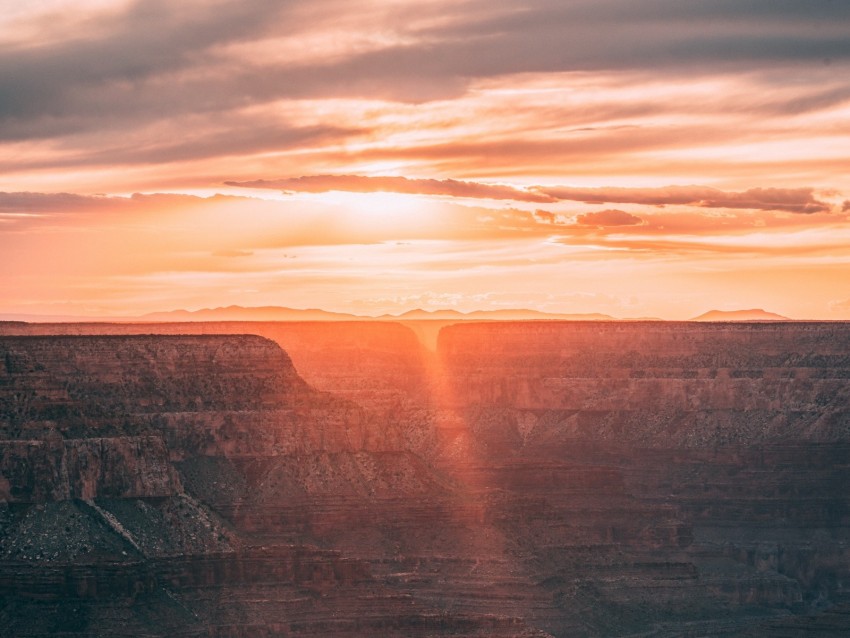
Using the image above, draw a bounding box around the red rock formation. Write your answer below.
[0,322,848,636]
[0,437,179,501]
[0,334,538,636]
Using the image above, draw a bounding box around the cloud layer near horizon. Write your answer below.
[227,175,557,203]
[230,175,834,214]
[2,186,849,319]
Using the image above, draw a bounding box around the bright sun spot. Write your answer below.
[310,191,437,234]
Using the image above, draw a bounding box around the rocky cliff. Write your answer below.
[427,321,850,636]
[0,322,431,411]
[0,334,513,637]
[0,323,848,636]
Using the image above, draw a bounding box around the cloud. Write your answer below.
[538,185,831,213]
[0,0,292,125]
[0,191,253,230]
[3,0,850,145]
[534,210,557,223]
[1,0,849,194]
[1,123,360,171]
[297,0,850,107]
[556,226,850,258]
[0,191,239,214]
[226,174,558,203]
[227,174,833,213]
[575,209,643,226]
[0,191,121,213]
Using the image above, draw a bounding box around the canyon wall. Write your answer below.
[429,322,850,636]
[0,322,848,636]
[0,333,537,637]
[0,322,431,410]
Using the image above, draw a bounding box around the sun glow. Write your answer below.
[302,191,439,235]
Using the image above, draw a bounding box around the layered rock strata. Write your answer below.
[0,334,537,637]
[428,322,850,636]
[0,322,848,636]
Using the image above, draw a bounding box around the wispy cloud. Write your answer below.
[575,209,644,226]
[2,0,850,182]
[227,174,557,203]
[228,175,833,213]
[539,185,831,213]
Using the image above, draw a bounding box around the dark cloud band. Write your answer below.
[228,175,832,213]
[226,175,558,203]
[538,185,830,214]
[2,0,849,146]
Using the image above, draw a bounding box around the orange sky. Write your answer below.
[2,0,849,320]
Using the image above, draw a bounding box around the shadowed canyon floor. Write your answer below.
[0,321,848,636]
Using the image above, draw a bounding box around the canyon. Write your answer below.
[0,321,848,636]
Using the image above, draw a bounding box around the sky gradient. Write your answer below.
[2,0,850,319]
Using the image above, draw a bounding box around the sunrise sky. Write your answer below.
[2,0,850,319]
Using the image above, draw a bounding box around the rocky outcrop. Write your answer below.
[0,334,536,636]
[0,437,179,502]
[427,322,850,636]
[0,322,432,411]
[435,321,850,445]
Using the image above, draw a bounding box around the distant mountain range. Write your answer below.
[1,305,798,323]
[383,308,617,321]
[690,308,790,321]
[141,305,619,322]
[140,305,359,322]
